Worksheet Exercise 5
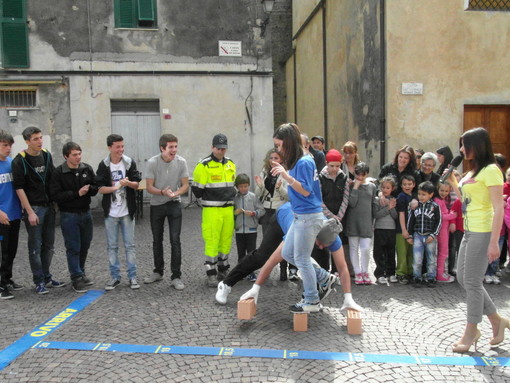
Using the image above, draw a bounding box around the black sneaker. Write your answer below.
[105,278,121,290]
[46,279,66,288]
[82,274,94,286]
[318,274,338,301]
[397,275,409,285]
[288,269,299,281]
[0,287,14,300]
[217,271,227,282]
[290,300,323,313]
[426,279,436,288]
[412,278,423,288]
[72,277,88,293]
[7,280,24,291]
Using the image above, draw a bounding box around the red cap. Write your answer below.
[326,149,343,163]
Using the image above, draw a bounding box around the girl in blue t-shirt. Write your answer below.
[271,123,323,313]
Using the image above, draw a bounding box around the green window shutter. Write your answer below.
[137,0,155,21]
[114,0,135,28]
[1,0,28,68]
[2,0,24,18]
[1,21,29,67]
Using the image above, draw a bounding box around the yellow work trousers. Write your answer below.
[202,206,234,260]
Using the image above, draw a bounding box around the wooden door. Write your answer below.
[463,105,510,170]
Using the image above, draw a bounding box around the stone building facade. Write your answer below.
[0,0,291,190]
[287,0,510,172]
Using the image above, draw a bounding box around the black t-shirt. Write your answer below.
[12,150,54,206]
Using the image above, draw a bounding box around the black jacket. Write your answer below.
[407,199,441,239]
[308,146,326,174]
[319,169,348,215]
[416,171,440,188]
[96,155,141,219]
[12,149,55,206]
[49,162,98,213]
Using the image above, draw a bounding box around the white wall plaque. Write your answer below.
[219,41,242,57]
[402,82,423,95]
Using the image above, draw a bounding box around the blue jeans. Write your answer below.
[485,235,505,276]
[61,211,93,280]
[105,215,137,280]
[412,233,437,281]
[24,206,55,285]
[282,212,323,303]
[150,202,182,279]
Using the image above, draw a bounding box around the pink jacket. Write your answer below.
[434,197,457,233]
[505,198,510,231]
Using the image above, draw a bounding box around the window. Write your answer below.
[0,0,29,68]
[0,89,37,108]
[466,0,510,11]
[114,0,157,29]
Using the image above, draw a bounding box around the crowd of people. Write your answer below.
[1,123,509,351]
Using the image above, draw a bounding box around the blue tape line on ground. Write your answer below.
[31,340,510,367]
[0,290,104,371]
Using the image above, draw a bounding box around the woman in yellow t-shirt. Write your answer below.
[448,127,506,353]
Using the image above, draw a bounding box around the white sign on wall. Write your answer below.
[402,82,424,95]
[218,41,242,57]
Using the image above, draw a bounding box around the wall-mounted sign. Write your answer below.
[402,82,423,95]
[219,41,242,57]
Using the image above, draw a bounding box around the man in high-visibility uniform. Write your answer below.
[192,134,236,287]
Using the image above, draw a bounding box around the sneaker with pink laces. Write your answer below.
[354,274,364,285]
[436,273,455,283]
[362,273,372,285]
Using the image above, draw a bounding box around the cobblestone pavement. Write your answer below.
[0,205,509,382]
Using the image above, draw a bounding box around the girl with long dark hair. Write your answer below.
[271,123,324,312]
[448,127,507,353]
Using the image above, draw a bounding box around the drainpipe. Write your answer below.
[322,1,328,146]
[293,48,297,123]
[380,0,387,167]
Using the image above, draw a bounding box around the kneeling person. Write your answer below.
[216,203,362,313]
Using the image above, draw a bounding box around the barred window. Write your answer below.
[0,89,37,108]
[466,0,510,11]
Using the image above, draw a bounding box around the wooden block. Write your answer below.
[237,299,256,320]
[293,312,308,332]
[347,309,362,335]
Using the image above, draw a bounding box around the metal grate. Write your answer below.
[467,0,510,10]
[0,89,37,108]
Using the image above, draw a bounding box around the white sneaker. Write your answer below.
[377,276,388,285]
[389,275,398,283]
[484,275,493,284]
[492,275,501,285]
[144,272,163,284]
[170,278,185,290]
[437,273,455,283]
[130,278,140,289]
[215,281,231,304]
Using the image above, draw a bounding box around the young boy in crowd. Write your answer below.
[0,130,23,299]
[406,181,441,287]
[373,176,398,284]
[233,173,265,281]
[395,175,416,284]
